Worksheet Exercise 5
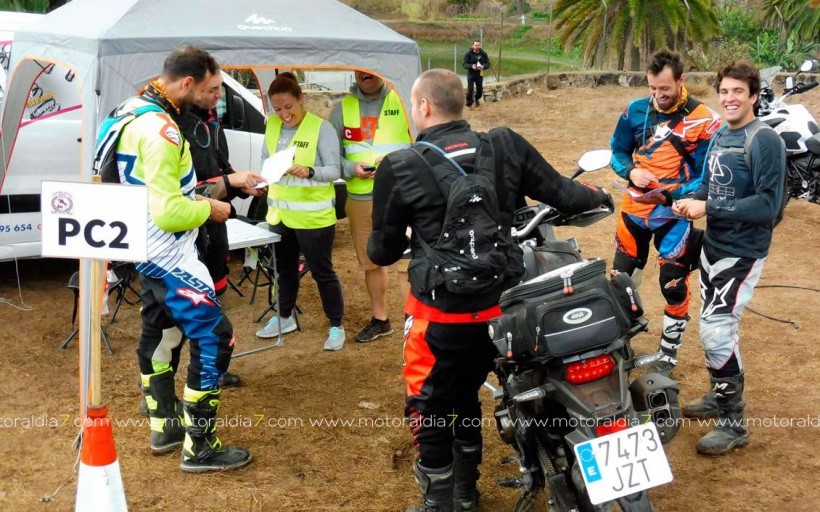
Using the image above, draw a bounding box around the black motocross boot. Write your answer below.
[697,372,749,455]
[142,370,185,455]
[407,462,455,512]
[682,388,718,418]
[180,387,252,473]
[452,440,481,512]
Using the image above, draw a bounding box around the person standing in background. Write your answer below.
[328,70,412,343]
[463,40,491,108]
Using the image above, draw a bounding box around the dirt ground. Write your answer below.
[1,83,819,511]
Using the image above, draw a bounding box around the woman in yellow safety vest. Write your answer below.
[255,72,346,351]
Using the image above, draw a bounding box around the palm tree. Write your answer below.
[761,0,820,46]
[554,0,720,70]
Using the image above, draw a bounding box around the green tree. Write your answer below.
[553,0,719,70]
[761,0,820,47]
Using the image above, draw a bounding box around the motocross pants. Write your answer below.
[698,242,765,373]
[136,253,235,391]
[614,211,701,318]
[403,318,497,469]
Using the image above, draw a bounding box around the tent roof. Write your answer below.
[10,0,420,108]
[17,0,419,64]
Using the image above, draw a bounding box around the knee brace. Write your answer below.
[213,315,235,374]
[613,252,646,288]
[659,258,690,309]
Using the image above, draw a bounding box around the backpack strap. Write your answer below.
[741,122,772,170]
[653,96,702,173]
[93,102,164,180]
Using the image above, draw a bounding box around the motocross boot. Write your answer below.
[648,314,688,377]
[452,440,481,512]
[142,369,185,455]
[697,372,749,455]
[682,388,718,418]
[407,462,454,512]
[180,386,252,473]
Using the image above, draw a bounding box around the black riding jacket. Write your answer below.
[368,120,609,313]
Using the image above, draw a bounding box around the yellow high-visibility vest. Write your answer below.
[264,112,335,229]
[341,90,411,195]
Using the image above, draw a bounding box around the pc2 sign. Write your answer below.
[41,181,147,262]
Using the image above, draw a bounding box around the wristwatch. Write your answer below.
[308,167,315,179]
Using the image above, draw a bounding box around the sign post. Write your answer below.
[41,177,147,512]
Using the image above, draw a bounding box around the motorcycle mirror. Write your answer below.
[577,149,612,173]
[800,60,815,73]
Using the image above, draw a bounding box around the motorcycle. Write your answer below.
[757,59,820,203]
[487,150,681,512]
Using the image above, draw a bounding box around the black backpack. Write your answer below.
[408,134,523,296]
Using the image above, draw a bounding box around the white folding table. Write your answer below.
[226,218,284,357]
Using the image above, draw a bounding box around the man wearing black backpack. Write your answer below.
[674,61,786,456]
[368,68,611,512]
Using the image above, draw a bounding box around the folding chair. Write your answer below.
[59,271,115,354]
[107,261,141,325]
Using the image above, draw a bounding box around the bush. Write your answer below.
[685,40,751,73]
[718,5,760,44]
[344,0,403,14]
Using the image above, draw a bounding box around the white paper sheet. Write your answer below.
[261,146,296,184]
[612,181,667,201]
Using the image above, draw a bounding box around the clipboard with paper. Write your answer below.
[612,181,669,203]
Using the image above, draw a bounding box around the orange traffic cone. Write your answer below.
[75,405,128,511]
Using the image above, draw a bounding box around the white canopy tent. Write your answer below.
[0,0,420,413]
[1,0,421,187]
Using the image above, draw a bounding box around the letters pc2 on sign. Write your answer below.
[40,181,147,262]
[573,422,673,505]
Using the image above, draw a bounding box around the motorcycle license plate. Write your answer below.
[573,422,673,505]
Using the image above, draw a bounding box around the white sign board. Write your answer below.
[41,181,148,262]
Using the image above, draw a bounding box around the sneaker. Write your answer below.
[356,317,393,343]
[323,326,345,351]
[256,315,297,338]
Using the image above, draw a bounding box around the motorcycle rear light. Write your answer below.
[595,417,629,437]
[564,355,616,385]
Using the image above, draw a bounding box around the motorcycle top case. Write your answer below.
[495,259,630,360]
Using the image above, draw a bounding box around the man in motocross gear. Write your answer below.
[106,46,251,472]
[179,90,265,388]
[610,48,721,377]
[368,68,611,512]
[675,60,786,455]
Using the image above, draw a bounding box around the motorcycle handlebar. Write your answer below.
[512,203,614,240]
[793,80,819,95]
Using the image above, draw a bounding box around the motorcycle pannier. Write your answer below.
[495,259,630,360]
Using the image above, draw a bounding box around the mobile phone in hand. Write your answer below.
[362,165,376,172]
